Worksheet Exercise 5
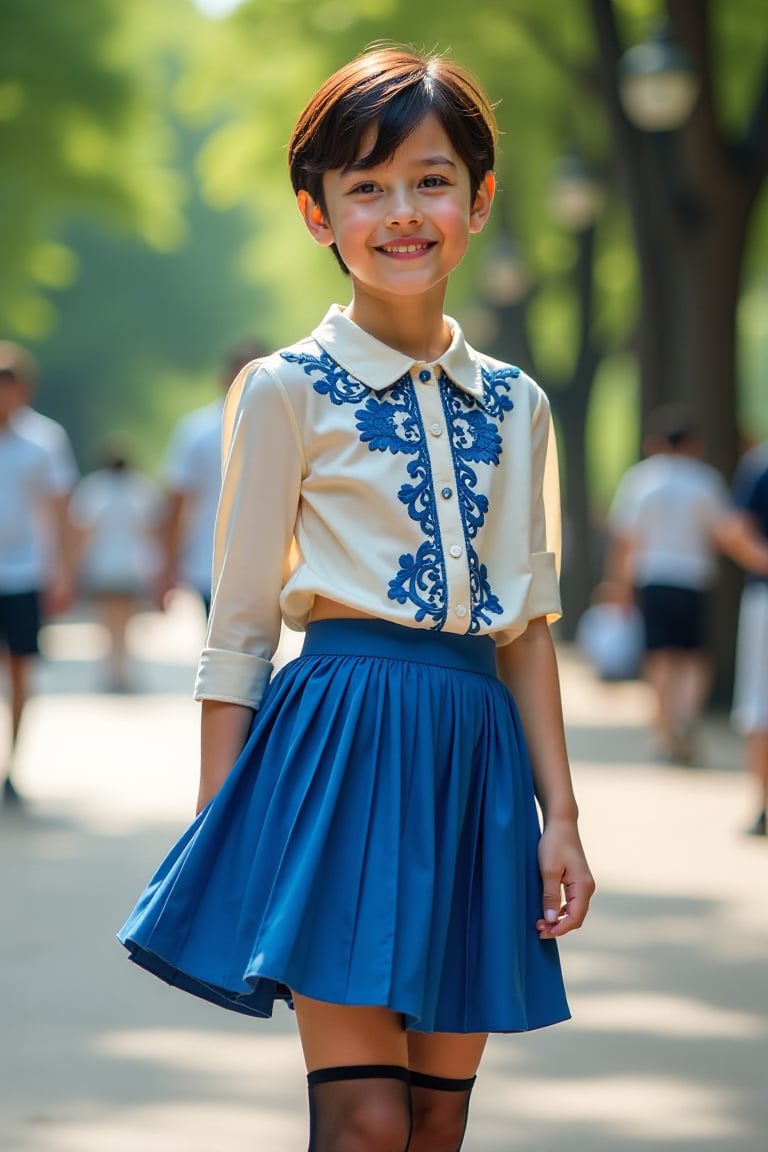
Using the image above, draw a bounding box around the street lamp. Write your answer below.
[549,152,604,233]
[471,206,535,371]
[548,149,605,632]
[483,232,530,308]
[618,26,700,132]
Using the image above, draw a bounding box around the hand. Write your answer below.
[43,574,74,617]
[536,817,595,939]
[153,564,178,612]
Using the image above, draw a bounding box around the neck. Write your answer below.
[345,289,452,362]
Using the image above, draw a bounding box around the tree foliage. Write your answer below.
[0,0,187,337]
[8,0,767,485]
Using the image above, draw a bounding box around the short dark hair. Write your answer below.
[0,341,37,390]
[288,45,497,272]
[646,403,698,448]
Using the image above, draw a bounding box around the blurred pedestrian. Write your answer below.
[159,343,265,616]
[0,359,70,806]
[70,444,163,692]
[731,439,768,835]
[607,405,768,764]
[119,46,594,1152]
[0,341,77,616]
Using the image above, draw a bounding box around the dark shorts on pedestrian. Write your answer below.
[639,584,707,651]
[0,590,41,656]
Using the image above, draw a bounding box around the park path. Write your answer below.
[1,593,766,1151]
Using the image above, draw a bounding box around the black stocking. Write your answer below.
[307,1064,412,1152]
[408,1070,476,1152]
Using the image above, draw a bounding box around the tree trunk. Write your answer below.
[589,0,768,703]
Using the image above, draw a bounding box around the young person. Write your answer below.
[607,406,768,765]
[731,440,768,835]
[0,360,68,806]
[119,46,595,1151]
[69,445,163,692]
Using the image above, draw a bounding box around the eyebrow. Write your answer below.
[419,155,457,167]
[344,153,458,177]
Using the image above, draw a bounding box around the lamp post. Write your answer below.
[548,150,605,632]
[479,208,535,375]
[615,23,702,425]
[618,25,700,133]
[613,20,738,704]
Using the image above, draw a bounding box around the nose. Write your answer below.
[385,187,423,227]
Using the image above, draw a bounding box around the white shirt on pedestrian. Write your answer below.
[163,398,225,596]
[12,405,78,495]
[0,425,59,591]
[70,468,163,595]
[609,452,730,590]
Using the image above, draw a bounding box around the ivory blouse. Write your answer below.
[195,305,562,709]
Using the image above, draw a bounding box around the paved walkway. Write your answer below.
[1,594,766,1151]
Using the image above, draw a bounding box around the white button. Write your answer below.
[449,545,463,558]
[429,423,443,436]
[454,604,467,618]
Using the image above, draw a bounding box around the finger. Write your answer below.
[535,905,566,939]
[548,879,595,937]
[541,871,564,928]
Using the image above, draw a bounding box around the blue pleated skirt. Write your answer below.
[118,618,570,1033]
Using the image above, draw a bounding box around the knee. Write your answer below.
[340,1094,411,1152]
[410,1107,466,1152]
[409,1092,471,1152]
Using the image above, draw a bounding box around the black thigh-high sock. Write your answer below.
[306,1064,412,1152]
[408,1070,476,1152]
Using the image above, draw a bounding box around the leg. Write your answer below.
[667,650,712,762]
[293,994,411,1152]
[643,650,675,755]
[406,1031,487,1152]
[745,730,768,834]
[3,652,32,803]
[2,590,41,803]
[98,595,137,691]
[8,653,30,749]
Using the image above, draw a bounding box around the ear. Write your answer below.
[297,190,335,247]
[469,171,495,235]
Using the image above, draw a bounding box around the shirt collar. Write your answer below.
[311,304,485,402]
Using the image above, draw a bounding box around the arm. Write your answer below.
[158,489,187,603]
[603,529,637,606]
[198,700,254,812]
[712,509,768,574]
[44,491,75,615]
[194,361,302,809]
[496,617,595,938]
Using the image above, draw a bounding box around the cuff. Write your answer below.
[194,648,273,710]
[527,551,562,624]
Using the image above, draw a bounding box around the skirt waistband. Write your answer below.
[300,618,497,678]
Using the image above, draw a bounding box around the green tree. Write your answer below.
[183,0,767,631]
[0,0,187,337]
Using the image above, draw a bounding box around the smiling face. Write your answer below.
[300,114,493,307]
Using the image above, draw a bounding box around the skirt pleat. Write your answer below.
[118,619,570,1033]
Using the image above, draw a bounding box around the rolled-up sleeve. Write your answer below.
[194,362,304,709]
[526,389,562,623]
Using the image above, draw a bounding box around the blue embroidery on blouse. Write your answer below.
[281,348,370,405]
[438,367,515,631]
[356,381,448,627]
[290,344,518,631]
